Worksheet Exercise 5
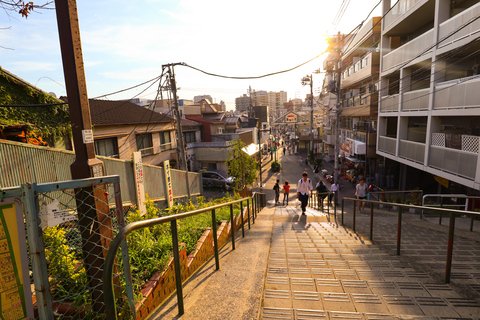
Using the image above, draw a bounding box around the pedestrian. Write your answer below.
[355,178,368,213]
[283,147,286,156]
[297,172,313,215]
[329,181,339,206]
[316,180,327,209]
[282,181,290,205]
[273,179,280,205]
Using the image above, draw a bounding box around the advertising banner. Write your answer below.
[0,201,33,319]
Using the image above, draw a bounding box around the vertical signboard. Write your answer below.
[0,201,34,320]
[164,160,174,208]
[133,152,147,215]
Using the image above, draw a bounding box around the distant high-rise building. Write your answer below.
[251,90,268,106]
[235,94,250,113]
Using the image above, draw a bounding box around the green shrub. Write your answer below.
[271,161,280,171]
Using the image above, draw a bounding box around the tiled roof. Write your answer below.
[186,117,225,124]
[89,99,174,126]
[181,118,202,127]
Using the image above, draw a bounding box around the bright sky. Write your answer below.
[0,0,381,111]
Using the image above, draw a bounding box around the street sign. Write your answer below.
[271,147,276,152]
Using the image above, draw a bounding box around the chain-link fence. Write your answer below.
[21,175,131,319]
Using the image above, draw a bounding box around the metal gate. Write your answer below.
[18,175,131,319]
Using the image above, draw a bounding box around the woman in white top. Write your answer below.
[355,178,368,213]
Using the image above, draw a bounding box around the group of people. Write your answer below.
[273,172,340,214]
[273,171,369,214]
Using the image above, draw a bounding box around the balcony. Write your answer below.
[383,0,425,31]
[402,88,430,111]
[378,136,397,155]
[434,75,480,110]
[380,94,399,112]
[438,2,480,50]
[341,53,378,88]
[398,139,425,163]
[429,146,477,179]
[382,29,434,72]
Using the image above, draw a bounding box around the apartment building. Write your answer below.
[339,17,381,185]
[378,0,480,192]
[235,94,250,113]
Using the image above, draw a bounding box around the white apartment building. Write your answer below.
[194,95,213,104]
[378,0,480,192]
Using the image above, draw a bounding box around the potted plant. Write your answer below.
[271,160,280,172]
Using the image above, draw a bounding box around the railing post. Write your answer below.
[353,200,356,232]
[341,199,344,225]
[439,198,443,225]
[170,219,184,315]
[247,200,251,229]
[470,201,475,232]
[22,183,54,320]
[240,202,245,237]
[397,207,403,255]
[251,198,255,224]
[445,213,456,283]
[211,209,220,270]
[230,204,235,250]
[369,202,374,241]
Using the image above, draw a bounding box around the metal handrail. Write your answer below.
[103,193,261,320]
[339,197,480,284]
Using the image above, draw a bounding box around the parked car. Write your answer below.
[202,171,235,190]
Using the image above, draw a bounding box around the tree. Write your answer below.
[227,139,259,191]
[0,0,53,18]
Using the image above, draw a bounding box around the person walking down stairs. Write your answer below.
[296,172,313,215]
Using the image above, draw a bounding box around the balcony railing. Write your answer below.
[399,139,425,163]
[383,0,425,31]
[439,2,480,49]
[382,29,434,72]
[434,75,480,110]
[429,145,477,179]
[380,94,399,112]
[378,136,397,155]
[402,88,430,111]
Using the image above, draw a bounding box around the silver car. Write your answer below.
[202,171,235,190]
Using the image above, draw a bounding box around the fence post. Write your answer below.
[341,199,344,225]
[22,183,54,320]
[397,207,403,255]
[212,209,220,270]
[445,213,456,283]
[170,220,184,315]
[230,204,235,250]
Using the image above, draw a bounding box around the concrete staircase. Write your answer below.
[260,205,480,319]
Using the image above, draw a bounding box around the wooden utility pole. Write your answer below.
[55,0,111,314]
[164,64,190,199]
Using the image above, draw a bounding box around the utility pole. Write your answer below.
[164,63,190,199]
[55,0,111,314]
[334,32,343,185]
[310,75,314,156]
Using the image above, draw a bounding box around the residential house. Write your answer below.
[89,99,177,167]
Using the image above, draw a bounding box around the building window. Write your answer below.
[185,131,196,143]
[94,138,118,158]
[216,128,224,134]
[136,133,153,156]
[160,131,172,150]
